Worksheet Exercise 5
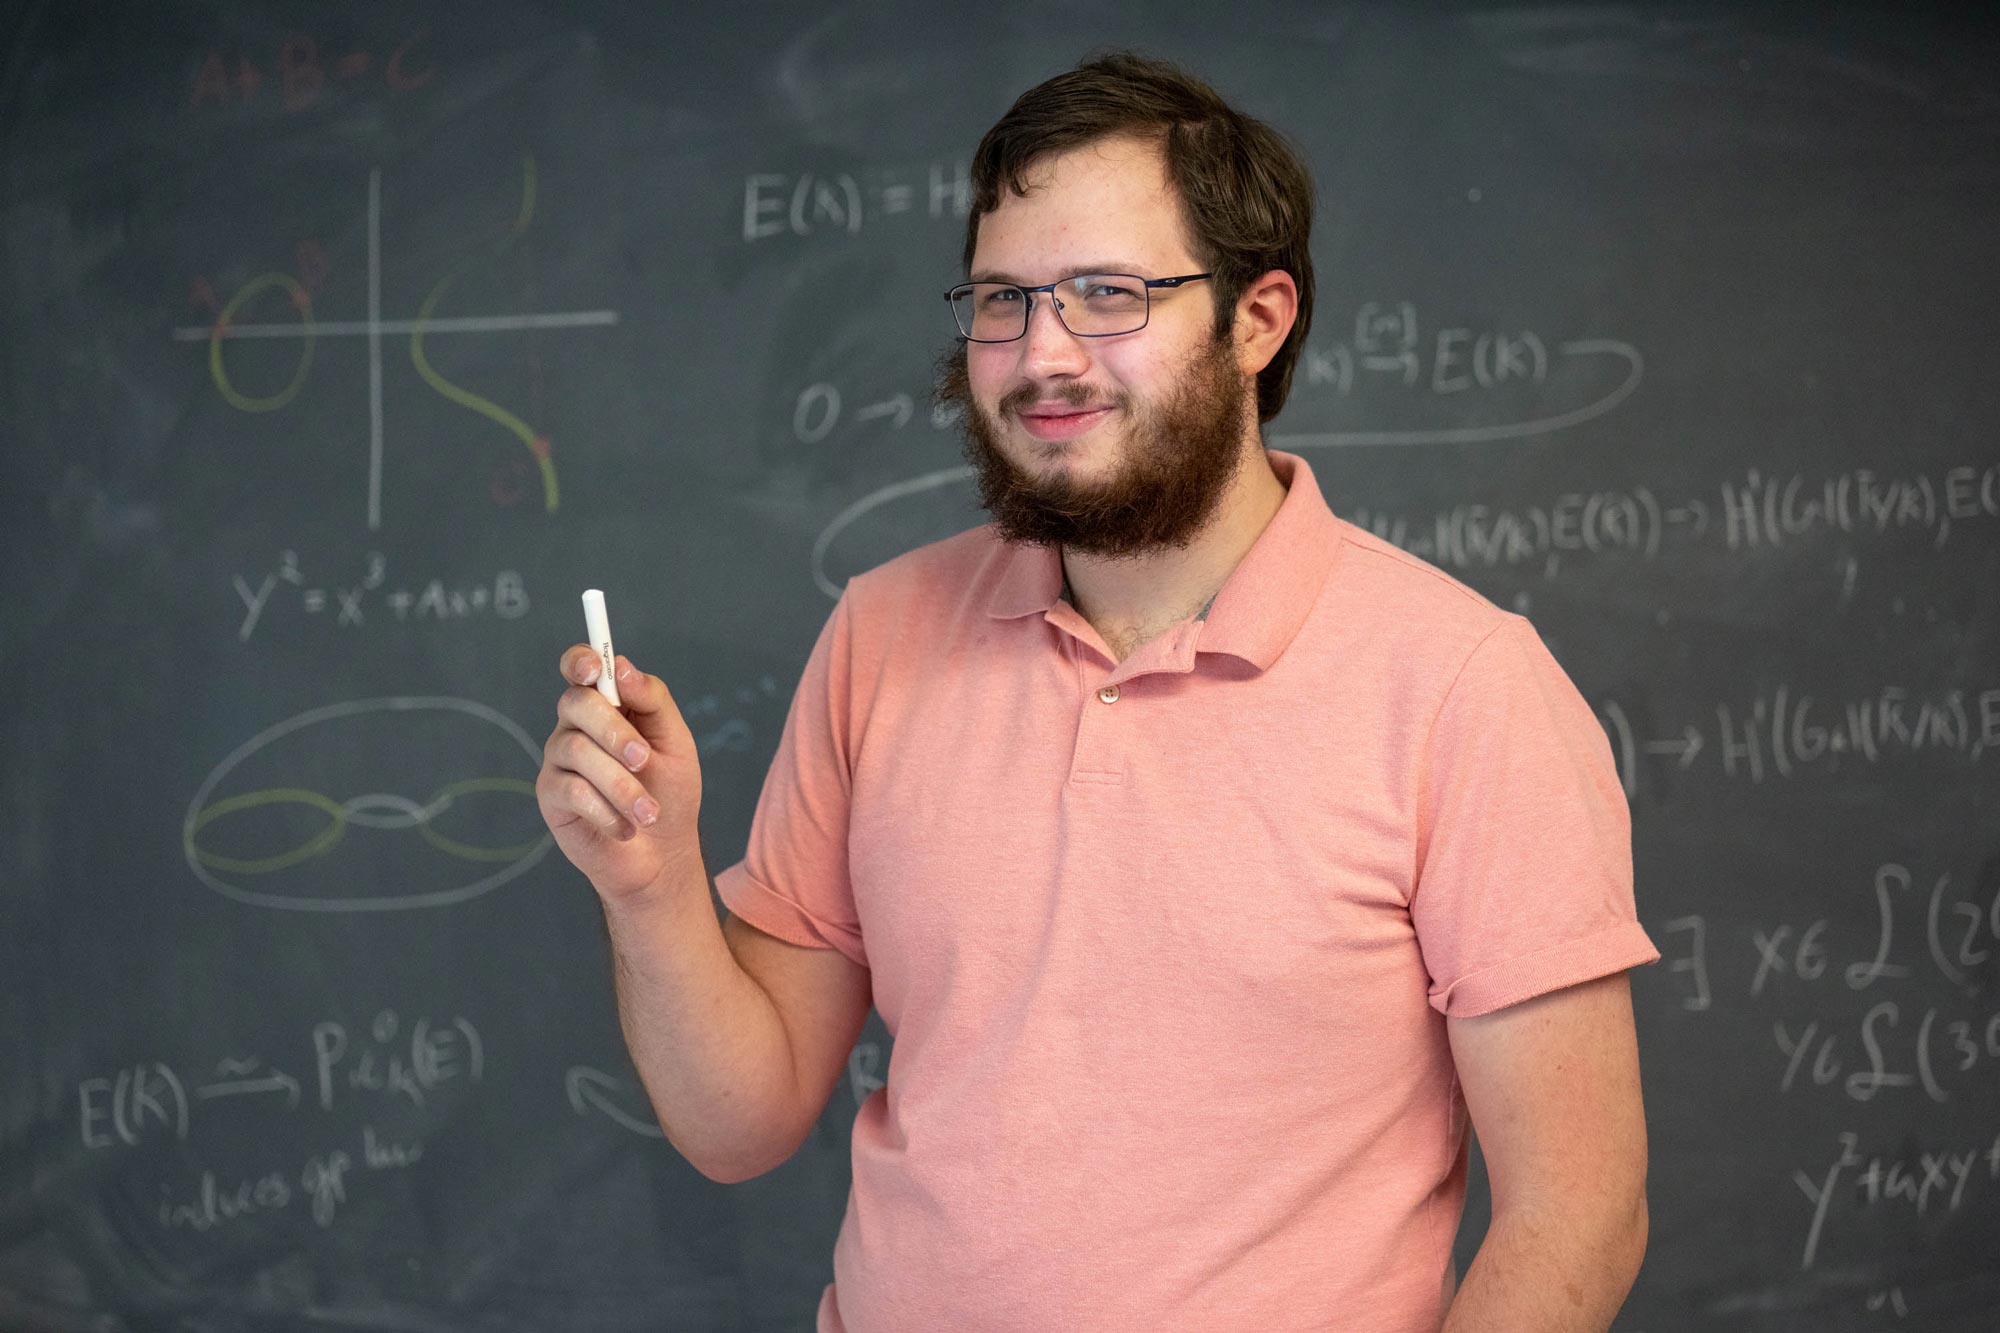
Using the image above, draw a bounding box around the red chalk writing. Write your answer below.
[190,29,434,111]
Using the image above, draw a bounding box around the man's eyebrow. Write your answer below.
[966,263,1151,285]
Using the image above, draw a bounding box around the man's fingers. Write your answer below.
[554,648,686,764]
[555,684,654,772]
[552,732,660,824]
[542,648,678,856]
[540,764,640,836]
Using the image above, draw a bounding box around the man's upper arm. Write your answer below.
[1446,970,1649,1223]
[723,910,874,1144]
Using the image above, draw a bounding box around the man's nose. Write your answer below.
[1019,293,1090,376]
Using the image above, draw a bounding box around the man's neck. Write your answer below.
[1061,443,1288,638]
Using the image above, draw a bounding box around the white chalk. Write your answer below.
[581,589,621,707]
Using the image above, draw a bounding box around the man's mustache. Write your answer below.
[997,380,1126,416]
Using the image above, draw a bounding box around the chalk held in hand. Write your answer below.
[581,589,621,707]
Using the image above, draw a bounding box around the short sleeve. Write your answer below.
[1411,615,1658,1017]
[713,591,868,969]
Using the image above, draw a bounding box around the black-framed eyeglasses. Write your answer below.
[944,272,1213,342]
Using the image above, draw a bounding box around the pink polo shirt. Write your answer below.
[715,448,1658,1332]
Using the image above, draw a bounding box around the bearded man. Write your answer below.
[540,50,1657,1333]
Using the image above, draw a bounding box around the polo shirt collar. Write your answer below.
[983,448,1342,672]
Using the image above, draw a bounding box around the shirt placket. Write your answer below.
[1058,614,1202,786]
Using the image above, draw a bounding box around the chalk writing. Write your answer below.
[1771,1003,2000,1104]
[847,1041,887,1110]
[1747,861,2000,1106]
[677,672,784,760]
[1718,465,2000,552]
[173,159,618,529]
[184,697,553,913]
[1712,687,1997,778]
[1866,1287,1911,1318]
[79,1064,187,1149]
[155,1124,425,1231]
[791,382,956,444]
[742,160,970,241]
[809,465,975,600]
[1272,307,1641,446]
[313,1009,484,1111]
[80,1009,481,1152]
[1303,302,1549,394]
[1661,916,1712,1012]
[1350,461,2000,576]
[565,1067,665,1138]
[189,30,435,112]
[1599,686,2000,798]
[231,550,529,641]
[1354,489,1674,573]
[1793,1129,2000,1269]
[1758,862,2000,999]
[1735,857,2000,1281]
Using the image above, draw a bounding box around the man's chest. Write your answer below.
[842,653,1428,1037]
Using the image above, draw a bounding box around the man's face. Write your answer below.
[937,134,1254,558]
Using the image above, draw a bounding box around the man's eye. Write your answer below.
[982,288,1023,305]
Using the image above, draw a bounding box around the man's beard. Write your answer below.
[933,333,1253,559]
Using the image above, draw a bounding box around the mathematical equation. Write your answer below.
[742,160,970,241]
[1711,465,2000,552]
[232,551,529,641]
[189,30,435,112]
[1600,684,2000,795]
[792,384,958,445]
[1793,1128,2000,1274]
[83,1009,479,1231]
[1659,860,1999,1105]
[1297,301,1549,396]
[1355,490,1698,572]
[1351,461,2000,576]
[78,1008,482,1152]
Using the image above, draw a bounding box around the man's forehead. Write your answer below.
[1002,131,1169,194]
[972,133,1191,272]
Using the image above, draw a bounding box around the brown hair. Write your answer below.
[964,51,1316,423]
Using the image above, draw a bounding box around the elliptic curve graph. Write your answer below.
[172,155,619,530]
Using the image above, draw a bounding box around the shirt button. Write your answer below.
[1097,685,1120,704]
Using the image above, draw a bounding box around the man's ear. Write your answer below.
[1232,269,1299,378]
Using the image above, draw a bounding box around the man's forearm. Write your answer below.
[1439,1197,1647,1333]
[600,854,805,1183]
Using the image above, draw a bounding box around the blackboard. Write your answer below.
[3,2,1997,1329]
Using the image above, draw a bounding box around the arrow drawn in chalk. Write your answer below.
[854,394,913,428]
[1642,726,1704,768]
[566,1066,664,1138]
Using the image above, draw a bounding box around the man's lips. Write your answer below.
[1016,405,1115,441]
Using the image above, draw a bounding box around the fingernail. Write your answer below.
[633,797,659,826]
[623,741,647,769]
[579,659,599,684]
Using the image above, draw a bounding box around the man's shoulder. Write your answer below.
[1300,519,1556,731]
[838,521,1010,623]
[1323,515,1514,645]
